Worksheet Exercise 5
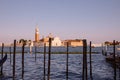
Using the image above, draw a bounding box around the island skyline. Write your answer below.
[0,0,120,44]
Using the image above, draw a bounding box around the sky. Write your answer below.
[0,0,120,44]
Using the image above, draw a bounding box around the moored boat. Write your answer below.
[0,54,7,67]
[106,53,120,68]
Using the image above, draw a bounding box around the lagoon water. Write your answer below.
[0,46,120,80]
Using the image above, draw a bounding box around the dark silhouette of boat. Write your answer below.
[106,53,120,68]
[0,54,7,67]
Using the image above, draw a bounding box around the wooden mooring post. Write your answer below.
[113,40,116,80]
[119,58,120,79]
[66,42,69,80]
[22,43,25,79]
[9,46,12,65]
[1,43,4,75]
[82,39,88,80]
[48,38,52,80]
[43,43,46,80]
[89,41,93,80]
[13,40,16,80]
[101,43,104,55]
[35,46,37,62]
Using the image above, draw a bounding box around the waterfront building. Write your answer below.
[40,36,50,46]
[40,34,62,47]
[92,44,102,47]
[52,37,62,46]
[62,39,83,47]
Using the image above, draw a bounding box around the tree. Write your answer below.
[104,41,110,46]
[19,39,27,45]
[19,39,25,44]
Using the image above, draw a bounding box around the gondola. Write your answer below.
[0,54,7,67]
[106,53,120,68]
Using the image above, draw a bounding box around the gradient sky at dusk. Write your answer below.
[0,0,120,44]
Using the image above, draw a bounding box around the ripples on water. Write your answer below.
[0,47,120,80]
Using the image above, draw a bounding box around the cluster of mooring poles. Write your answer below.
[102,40,120,80]
[0,38,94,80]
[3,39,120,80]
[44,39,93,80]
[82,40,93,80]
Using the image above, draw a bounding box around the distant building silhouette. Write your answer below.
[52,37,62,46]
[40,33,62,47]
[62,39,83,47]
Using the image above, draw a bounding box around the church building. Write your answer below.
[35,26,40,42]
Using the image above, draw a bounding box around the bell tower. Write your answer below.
[35,25,40,42]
